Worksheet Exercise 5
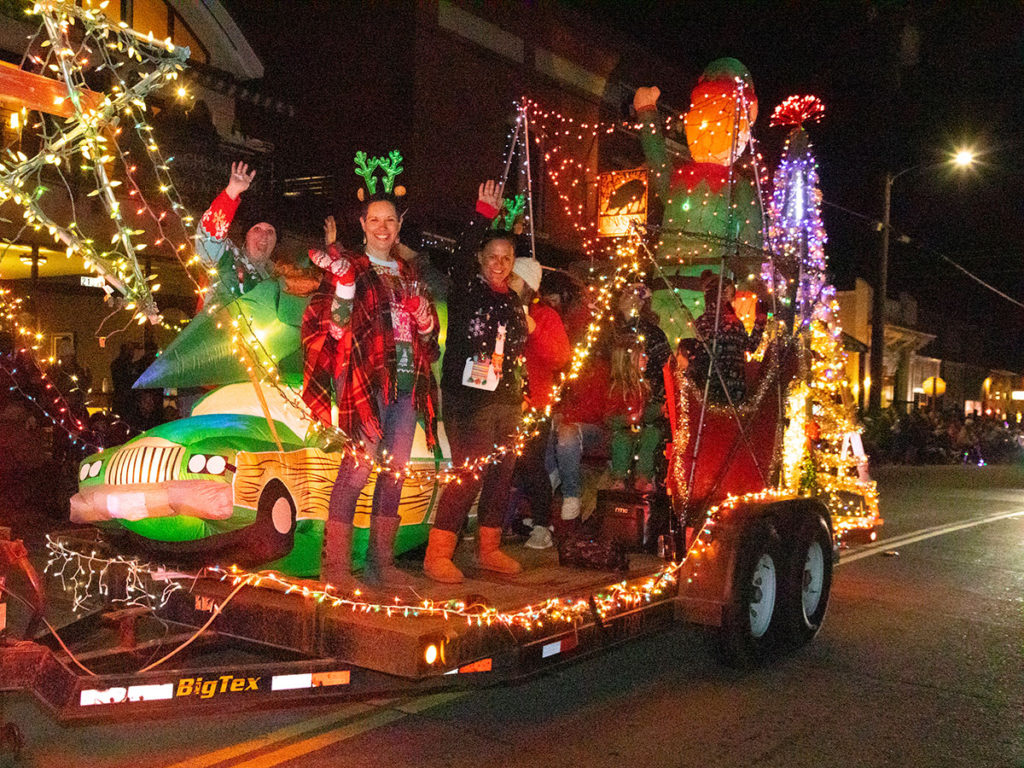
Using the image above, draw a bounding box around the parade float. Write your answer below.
[0,1,879,731]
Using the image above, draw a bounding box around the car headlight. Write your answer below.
[187,454,230,475]
[187,454,207,474]
[79,459,103,481]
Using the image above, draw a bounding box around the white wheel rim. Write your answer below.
[749,553,777,638]
[801,540,825,619]
[271,496,292,534]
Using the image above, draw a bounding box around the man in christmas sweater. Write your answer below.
[196,161,276,310]
[302,195,439,589]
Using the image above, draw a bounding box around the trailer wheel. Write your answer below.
[715,520,784,667]
[780,513,833,647]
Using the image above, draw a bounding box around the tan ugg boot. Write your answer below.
[477,526,521,575]
[365,515,415,588]
[423,528,464,584]
[321,520,356,592]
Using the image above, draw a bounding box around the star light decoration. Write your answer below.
[0,1,195,325]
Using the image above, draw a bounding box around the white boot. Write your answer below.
[525,525,554,550]
[561,496,581,521]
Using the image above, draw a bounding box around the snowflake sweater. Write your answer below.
[440,205,529,410]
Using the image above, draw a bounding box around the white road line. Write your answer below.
[839,509,1024,565]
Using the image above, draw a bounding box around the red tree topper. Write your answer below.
[770,95,825,127]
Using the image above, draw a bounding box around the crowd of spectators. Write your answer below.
[863,408,1024,465]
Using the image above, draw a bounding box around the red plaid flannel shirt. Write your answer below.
[301,245,440,446]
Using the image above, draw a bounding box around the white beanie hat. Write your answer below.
[512,257,543,293]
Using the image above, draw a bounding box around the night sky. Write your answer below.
[225,1,1024,371]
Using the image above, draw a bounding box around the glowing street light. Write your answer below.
[868,149,979,414]
[953,148,976,167]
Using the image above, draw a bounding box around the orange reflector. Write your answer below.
[458,658,492,674]
[311,670,350,687]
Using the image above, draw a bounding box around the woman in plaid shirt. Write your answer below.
[302,196,440,590]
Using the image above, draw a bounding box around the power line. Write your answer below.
[822,199,1024,311]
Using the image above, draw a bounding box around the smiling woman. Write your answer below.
[425,180,530,584]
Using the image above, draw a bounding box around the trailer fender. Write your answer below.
[674,498,832,628]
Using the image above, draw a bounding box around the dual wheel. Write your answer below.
[716,512,833,667]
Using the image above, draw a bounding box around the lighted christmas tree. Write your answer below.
[771,96,880,532]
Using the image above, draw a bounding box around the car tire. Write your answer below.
[779,513,833,648]
[713,519,785,668]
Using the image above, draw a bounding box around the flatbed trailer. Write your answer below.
[1,494,835,726]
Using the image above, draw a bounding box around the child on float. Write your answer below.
[509,258,571,550]
[606,334,662,493]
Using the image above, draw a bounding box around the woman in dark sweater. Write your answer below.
[424,180,530,583]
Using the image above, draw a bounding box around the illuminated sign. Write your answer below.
[1011,391,1024,401]
[597,168,647,237]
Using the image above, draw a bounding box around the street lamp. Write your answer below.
[867,149,976,414]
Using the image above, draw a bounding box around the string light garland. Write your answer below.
[47,491,810,636]
[46,519,730,634]
[217,260,632,483]
[45,534,183,613]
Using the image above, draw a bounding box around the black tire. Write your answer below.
[779,513,833,648]
[714,519,785,667]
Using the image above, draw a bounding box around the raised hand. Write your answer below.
[477,179,502,212]
[226,161,256,199]
[324,215,337,247]
[633,86,660,113]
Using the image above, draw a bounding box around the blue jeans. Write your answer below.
[329,392,418,523]
[555,421,607,499]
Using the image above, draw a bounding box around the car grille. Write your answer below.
[106,445,186,485]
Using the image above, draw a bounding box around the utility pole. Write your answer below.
[868,171,893,414]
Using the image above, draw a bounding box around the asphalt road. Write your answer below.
[2,464,1022,768]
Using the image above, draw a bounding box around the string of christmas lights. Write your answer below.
[45,534,183,613]
[220,264,630,483]
[46,489,809,636]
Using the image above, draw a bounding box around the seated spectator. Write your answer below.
[554,350,611,523]
[606,335,662,493]
[690,270,765,405]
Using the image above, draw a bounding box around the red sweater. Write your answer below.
[524,300,571,410]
